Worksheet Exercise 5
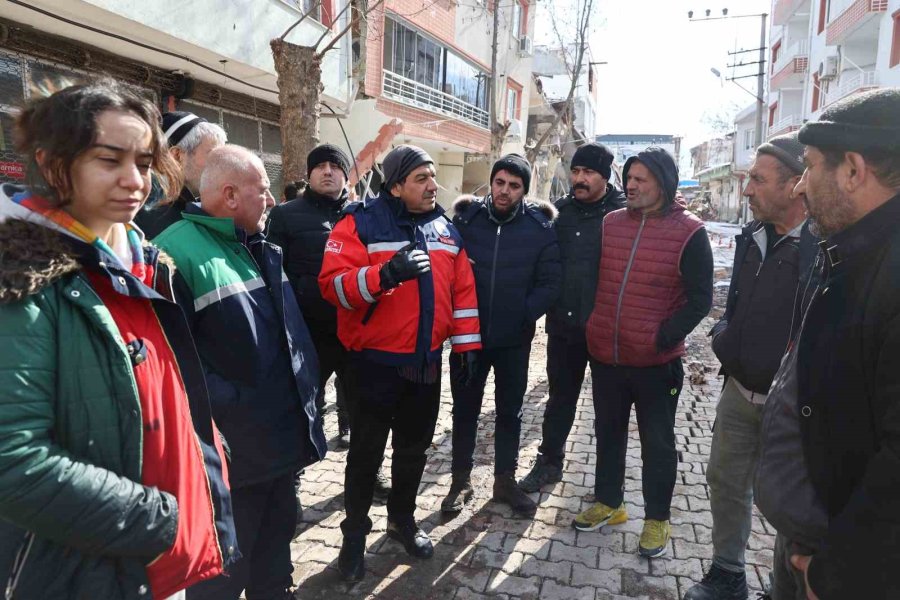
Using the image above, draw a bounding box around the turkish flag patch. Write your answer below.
[325,240,343,254]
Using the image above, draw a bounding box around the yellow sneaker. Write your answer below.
[571,502,628,531]
[639,519,670,558]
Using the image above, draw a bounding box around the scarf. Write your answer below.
[12,190,152,285]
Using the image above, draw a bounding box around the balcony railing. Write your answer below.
[769,114,802,137]
[382,70,489,130]
[823,70,879,107]
[826,0,888,45]
[772,39,809,75]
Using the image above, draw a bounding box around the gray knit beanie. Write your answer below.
[757,132,805,175]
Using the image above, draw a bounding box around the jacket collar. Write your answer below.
[304,186,350,210]
[820,193,900,272]
[485,194,524,225]
[182,203,264,245]
[377,190,445,224]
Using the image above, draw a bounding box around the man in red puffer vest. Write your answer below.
[575,147,713,560]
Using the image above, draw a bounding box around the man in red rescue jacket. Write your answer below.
[577,147,713,559]
[319,145,481,582]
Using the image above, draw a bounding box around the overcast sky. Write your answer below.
[536,0,771,155]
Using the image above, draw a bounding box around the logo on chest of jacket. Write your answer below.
[325,240,343,254]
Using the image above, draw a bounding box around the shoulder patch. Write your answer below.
[325,239,343,254]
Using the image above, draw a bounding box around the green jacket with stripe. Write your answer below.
[154,206,326,487]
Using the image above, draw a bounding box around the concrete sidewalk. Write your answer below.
[290,315,774,599]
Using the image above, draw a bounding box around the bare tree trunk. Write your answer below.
[271,39,323,184]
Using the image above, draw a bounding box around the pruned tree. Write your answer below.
[525,0,595,166]
[271,0,385,183]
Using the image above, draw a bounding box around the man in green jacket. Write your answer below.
[155,145,326,600]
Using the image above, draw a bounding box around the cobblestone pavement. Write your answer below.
[291,308,774,599]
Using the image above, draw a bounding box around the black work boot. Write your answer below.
[440,470,474,515]
[337,535,366,581]
[684,564,749,600]
[518,455,563,493]
[373,467,391,500]
[493,472,537,517]
[386,518,434,558]
[337,413,351,449]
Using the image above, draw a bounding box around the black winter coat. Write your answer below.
[452,195,561,349]
[795,194,900,599]
[545,185,625,341]
[711,220,818,394]
[133,186,195,240]
[266,188,350,334]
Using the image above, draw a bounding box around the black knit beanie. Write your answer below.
[798,88,900,152]
[571,142,615,180]
[162,111,207,146]
[307,143,351,179]
[490,153,531,193]
[382,145,434,191]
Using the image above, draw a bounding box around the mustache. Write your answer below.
[573,183,590,191]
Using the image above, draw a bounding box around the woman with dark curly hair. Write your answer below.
[0,80,238,600]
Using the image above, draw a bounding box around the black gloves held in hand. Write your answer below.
[452,350,480,387]
[380,241,431,290]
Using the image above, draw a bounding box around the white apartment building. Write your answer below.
[768,0,900,136]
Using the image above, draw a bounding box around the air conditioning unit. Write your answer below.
[506,118,523,140]
[518,36,533,57]
[818,54,840,81]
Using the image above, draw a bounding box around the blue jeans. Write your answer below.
[707,378,764,573]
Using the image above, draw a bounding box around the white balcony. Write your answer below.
[382,70,489,130]
[769,114,802,137]
[772,39,809,75]
[826,0,888,46]
[823,70,879,107]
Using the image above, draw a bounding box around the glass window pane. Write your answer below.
[27,62,83,98]
[0,53,23,108]
[383,19,394,73]
[403,28,416,79]
[223,112,259,151]
[262,122,282,154]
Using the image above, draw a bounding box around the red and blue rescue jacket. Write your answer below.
[319,192,481,365]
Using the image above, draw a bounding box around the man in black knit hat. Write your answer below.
[442,153,561,517]
[519,142,626,494]
[135,111,227,238]
[754,88,900,600]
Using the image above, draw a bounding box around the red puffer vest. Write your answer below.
[586,204,704,367]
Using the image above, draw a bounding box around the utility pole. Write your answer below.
[489,0,502,160]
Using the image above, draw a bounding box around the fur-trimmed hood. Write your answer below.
[0,184,172,304]
[452,194,558,222]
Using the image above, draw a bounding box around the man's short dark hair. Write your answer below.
[284,182,299,200]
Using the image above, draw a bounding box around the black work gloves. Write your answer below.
[380,241,431,290]
[451,350,480,387]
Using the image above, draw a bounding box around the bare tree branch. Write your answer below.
[280,0,324,41]
[313,0,359,53]
[527,0,594,164]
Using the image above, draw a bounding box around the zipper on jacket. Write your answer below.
[613,214,647,364]
[5,532,35,600]
[486,224,503,339]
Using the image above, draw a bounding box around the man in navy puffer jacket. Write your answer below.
[443,154,561,517]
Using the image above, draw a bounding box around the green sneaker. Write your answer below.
[572,502,627,531]
[638,519,670,558]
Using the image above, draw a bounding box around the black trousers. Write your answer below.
[187,472,296,600]
[590,358,683,521]
[449,343,531,475]
[340,357,441,537]
[538,334,592,468]
[308,327,349,421]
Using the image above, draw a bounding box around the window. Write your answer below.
[511,1,526,38]
[223,112,260,151]
[812,72,821,112]
[506,88,519,121]
[743,129,754,150]
[818,0,828,34]
[383,17,489,112]
[769,103,778,127]
[771,41,781,73]
[891,10,900,68]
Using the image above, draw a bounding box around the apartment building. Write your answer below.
[0,0,355,194]
[768,0,900,136]
[0,0,537,207]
